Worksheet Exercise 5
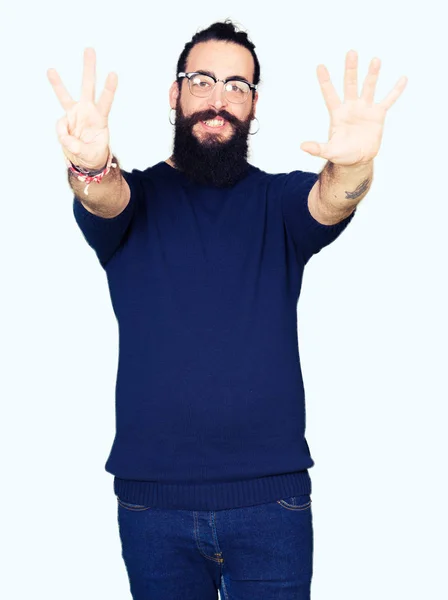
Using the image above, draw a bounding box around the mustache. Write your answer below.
[180,108,245,128]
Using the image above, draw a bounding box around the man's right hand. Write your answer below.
[47,47,118,171]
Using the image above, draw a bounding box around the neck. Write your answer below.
[165,156,177,169]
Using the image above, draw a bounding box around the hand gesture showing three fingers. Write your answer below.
[47,47,117,170]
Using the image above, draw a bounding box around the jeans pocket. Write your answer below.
[117,496,152,511]
[276,494,312,511]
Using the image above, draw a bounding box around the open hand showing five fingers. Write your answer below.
[47,47,118,171]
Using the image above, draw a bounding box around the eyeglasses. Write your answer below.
[178,71,257,104]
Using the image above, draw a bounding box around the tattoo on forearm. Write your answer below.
[345,178,371,200]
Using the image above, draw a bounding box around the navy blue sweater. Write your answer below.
[73,160,355,510]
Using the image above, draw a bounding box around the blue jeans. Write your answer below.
[117,493,313,599]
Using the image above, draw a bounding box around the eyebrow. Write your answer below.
[194,69,251,84]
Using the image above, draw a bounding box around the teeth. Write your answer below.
[204,119,225,127]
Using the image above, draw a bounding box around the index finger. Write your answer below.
[47,68,75,112]
[316,64,341,113]
[96,71,118,118]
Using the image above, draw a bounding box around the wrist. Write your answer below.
[66,149,117,196]
[69,156,109,176]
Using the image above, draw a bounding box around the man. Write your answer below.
[48,19,407,600]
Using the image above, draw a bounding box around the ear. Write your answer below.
[252,91,259,116]
[169,81,180,110]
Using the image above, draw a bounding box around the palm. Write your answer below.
[47,47,118,170]
[325,101,385,165]
[301,50,408,166]
[65,101,109,155]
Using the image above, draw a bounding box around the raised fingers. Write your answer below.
[96,71,118,118]
[344,50,359,102]
[47,68,75,112]
[379,76,408,111]
[360,57,381,104]
[316,64,341,113]
[80,47,96,103]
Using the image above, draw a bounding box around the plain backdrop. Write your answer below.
[1,0,446,598]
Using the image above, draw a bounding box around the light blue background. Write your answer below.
[0,0,446,598]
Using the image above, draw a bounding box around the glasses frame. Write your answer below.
[177,71,258,103]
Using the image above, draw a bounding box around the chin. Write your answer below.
[194,127,232,145]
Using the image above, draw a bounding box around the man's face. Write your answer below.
[168,40,258,187]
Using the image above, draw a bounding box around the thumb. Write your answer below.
[60,135,82,156]
[56,115,82,156]
[300,141,322,156]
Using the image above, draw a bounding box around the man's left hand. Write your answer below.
[300,49,408,167]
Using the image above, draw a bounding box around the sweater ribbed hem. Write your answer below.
[113,470,311,511]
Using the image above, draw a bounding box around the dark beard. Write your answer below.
[170,101,254,188]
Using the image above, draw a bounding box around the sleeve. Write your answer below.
[280,170,356,265]
[72,169,144,269]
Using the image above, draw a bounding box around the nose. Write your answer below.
[207,81,228,111]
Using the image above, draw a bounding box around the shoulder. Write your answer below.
[246,164,318,195]
[122,161,166,180]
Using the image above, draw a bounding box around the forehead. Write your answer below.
[186,40,255,81]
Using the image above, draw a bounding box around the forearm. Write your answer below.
[68,155,130,219]
[313,160,374,225]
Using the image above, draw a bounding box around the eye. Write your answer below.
[191,75,213,88]
[225,83,241,93]
[227,81,249,94]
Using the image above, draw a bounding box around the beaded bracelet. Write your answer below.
[66,148,117,195]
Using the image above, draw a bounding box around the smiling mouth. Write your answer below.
[200,118,227,130]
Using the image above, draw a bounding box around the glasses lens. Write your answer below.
[189,74,215,97]
[224,80,250,103]
[188,74,251,103]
